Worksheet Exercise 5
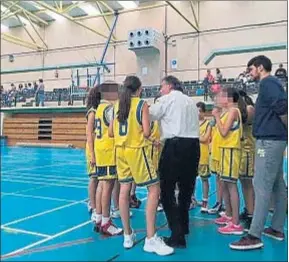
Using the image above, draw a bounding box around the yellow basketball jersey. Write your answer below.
[218,108,243,149]
[199,119,210,165]
[94,103,115,166]
[242,123,255,152]
[113,97,146,148]
[150,121,160,142]
[210,121,221,161]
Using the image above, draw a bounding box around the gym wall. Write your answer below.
[1,1,287,90]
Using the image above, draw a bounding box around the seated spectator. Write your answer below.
[275,64,287,79]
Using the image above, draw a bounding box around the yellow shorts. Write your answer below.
[199,165,210,180]
[220,148,241,183]
[86,148,97,177]
[95,148,115,167]
[210,158,220,175]
[147,144,161,172]
[97,166,117,180]
[239,150,254,179]
[116,146,159,187]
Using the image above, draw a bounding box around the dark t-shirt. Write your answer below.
[275,68,287,78]
[253,75,287,141]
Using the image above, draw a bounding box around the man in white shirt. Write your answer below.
[149,75,200,248]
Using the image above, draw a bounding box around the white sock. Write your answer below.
[95,213,102,224]
[101,216,110,226]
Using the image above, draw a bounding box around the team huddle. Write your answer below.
[84,71,258,255]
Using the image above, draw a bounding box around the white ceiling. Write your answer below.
[1,1,143,28]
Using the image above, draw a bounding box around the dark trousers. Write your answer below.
[159,137,200,239]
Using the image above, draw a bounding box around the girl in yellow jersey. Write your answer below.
[109,76,173,256]
[85,87,101,215]
[91,89,123,237]
[212,87,247,235]
[196,102,212,213]
[208,99,224,215]
[238,90,255,231]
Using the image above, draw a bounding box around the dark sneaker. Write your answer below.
[243,217,252,232]
[230,235,263,250]
[263,227,285,241]
[239,208,248,220]
[130,195,141,209]
[208,202,222,214]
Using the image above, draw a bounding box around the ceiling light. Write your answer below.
[79,3,99,16]
[19,16,30,25]
[1,23,9,32]
[46,10,65,22]
[118,1,137,9]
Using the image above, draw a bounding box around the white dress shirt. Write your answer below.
[149,90,200,141]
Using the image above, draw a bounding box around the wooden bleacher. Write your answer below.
[2,107,87,148]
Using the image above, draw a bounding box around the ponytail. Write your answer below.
[237,96,248,124]
[117,87,132,122]
[117,75,142,123]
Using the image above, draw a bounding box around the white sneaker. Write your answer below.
[123,230,136,249]
[143,234,174,256]
[87,201,92,213]
[201,206,208,213]
[157,204,163,212]
[111,209,133,219]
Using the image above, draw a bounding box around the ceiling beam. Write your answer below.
[62,1,82,13]
[5,2,49,26]
[23,10,48,49]
[99,1,114,13]
[1,33,44,50]
[1,1,20,16]
[54,1,60,11]
[74,2,167,20]
[165,1,199,32]
[15,14,38,45]
[95,1,117,41]
[36,1,110,39]
[189,1,199,29]
[1,9,22,21]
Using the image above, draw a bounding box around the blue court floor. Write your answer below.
[1,145,288,261]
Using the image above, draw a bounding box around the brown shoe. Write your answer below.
[263,227,285,241]
[229,235,263,250]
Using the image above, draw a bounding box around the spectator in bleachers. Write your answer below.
[275,64,287,80]
[33,81,38,92]
[216,68,223,82]
[203,69,214,101]
[0,85,3,94]
[35,79,45,107]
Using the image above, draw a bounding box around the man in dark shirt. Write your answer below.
[231,55,287,250]
[275,63,287,79]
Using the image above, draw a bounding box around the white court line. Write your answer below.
[1,162,81,175]
[1,185,50,196]
[1,192,77,203]
[1,179,87,189]
[2,226,51,238]
[2,220,91,258]
[1,198,87,228]
[6,173,88,181]
[2,174,88,185]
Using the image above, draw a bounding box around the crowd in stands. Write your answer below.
[1,65,287,108]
